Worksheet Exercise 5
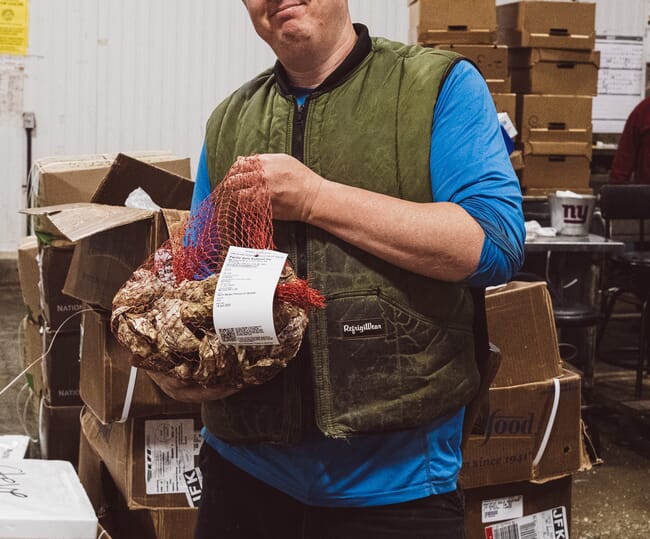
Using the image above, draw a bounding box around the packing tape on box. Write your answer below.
[532,377,561,471]
[118,366,139,423]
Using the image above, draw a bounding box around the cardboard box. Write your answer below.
[518,95,593,143]
[17,235,42,322]
[509,48,600,96]
[80,308,200,423]
[519,154,592,190]
[465,476,572,539]
[0,459,97,539]
[33,152,191,237]
[79,428,197,539]
[486,281,562,387]
[520,140,593,161]
[509,150,524,172]
[486,77,512,93]
[42,328,82,406]
[80,407,203,510]
[460,369,587,488]
[38,397,83,465]
[23,154,194,311]
[39,243,84,331]
[408,0,497,45]
[497,1,596,50]
[491,93,516,123]
[436,44,508,80]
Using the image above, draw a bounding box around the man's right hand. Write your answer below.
[147,370,240,403]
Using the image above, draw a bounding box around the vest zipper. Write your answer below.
[291,97,310,278]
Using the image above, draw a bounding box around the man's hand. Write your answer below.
[147,370,240,403]
[229,153,325,222]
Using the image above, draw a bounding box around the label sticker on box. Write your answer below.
[213,247,287,346]
[482,495,524,523]
[145,419,195,495]
[183,467,203,507]
[485,506,568,539]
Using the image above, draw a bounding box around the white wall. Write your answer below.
[0,0,409,254]
[0,1,646,252]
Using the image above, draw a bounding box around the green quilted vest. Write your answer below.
[202,29,480,442]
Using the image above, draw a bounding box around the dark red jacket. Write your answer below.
[610,97,650,184]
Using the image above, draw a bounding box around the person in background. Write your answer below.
[610,96,650,184]
[148,1,525,537]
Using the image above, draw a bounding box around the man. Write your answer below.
[610,96,650,184]
[149,1,525,537]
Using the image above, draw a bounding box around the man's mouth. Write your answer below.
[270,2,304,18]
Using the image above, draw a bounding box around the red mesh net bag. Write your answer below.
[110,155,325,389]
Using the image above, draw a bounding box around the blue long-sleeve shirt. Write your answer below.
[196,60,525,507]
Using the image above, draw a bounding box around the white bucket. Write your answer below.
[548,193,596,236]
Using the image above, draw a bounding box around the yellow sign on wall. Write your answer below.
[0,0,28,56]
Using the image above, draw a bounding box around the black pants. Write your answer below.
[195,442,465,539]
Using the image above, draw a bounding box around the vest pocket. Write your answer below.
[316,289,476,438]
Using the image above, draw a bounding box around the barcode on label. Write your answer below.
[492,523,520,539]
[219,328,236,341]
[489,521,539,539]
[519,521,538,539]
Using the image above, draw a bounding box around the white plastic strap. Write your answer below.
[533,377,561,468]
[118,367,139,423]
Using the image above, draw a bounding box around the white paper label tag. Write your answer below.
[213,247,288,345]
[482,495,524,523]
[145,419,195,495]
[485,506,569,539]
[183,467,203,507]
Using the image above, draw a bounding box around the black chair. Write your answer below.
[597,184,650,399]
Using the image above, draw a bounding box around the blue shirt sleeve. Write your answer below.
[191,143,211,212]
[430,60,525,287]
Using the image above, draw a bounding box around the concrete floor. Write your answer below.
[1,264,649,538]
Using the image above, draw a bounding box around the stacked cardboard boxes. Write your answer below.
[460,281,591,537]
[17,152,191,470]
[26,154,204,537]
[497,1,599,195]
[408,0,522,175]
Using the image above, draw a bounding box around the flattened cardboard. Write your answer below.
[17,236,42,322]
[518,95,593,143]
[486,281,562,387]
[409,0,497,45]
[509,48,600,96]
[80,407,202,510]
[39,244,84,330]
[42,328,82,406]
[497,1,596,50]
[33,153,191,237]
[460,370,585,488]
[79,428,197,539]
[38,397,83,466]
[80,308,200,423]
[519,154,591,189]
[464,476,572,538]
[436,44,508,80]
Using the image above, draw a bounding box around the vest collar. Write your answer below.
[274,23,372,97]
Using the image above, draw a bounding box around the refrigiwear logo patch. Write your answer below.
[340,318,386,339]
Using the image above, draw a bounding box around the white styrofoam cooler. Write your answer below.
[0,459,97,539]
